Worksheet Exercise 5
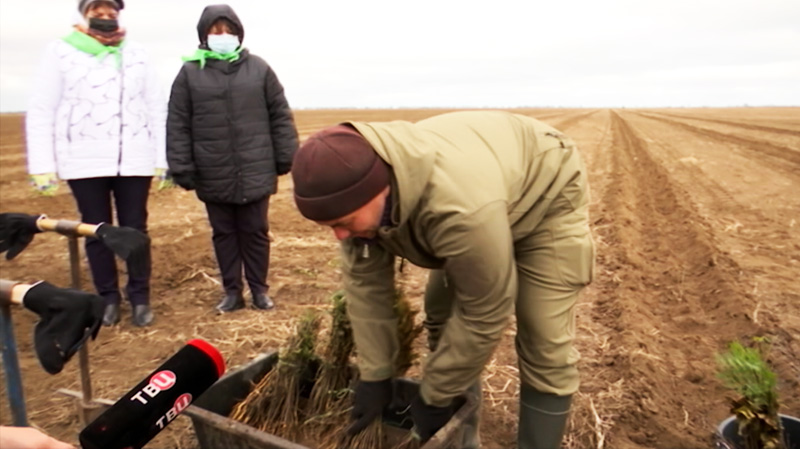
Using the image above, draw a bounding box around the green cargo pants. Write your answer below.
[424,168,594,447]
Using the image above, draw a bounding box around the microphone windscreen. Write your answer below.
[79,339,225,449]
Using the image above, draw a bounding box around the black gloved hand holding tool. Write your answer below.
[0,213,43,260]
[94,223,150,278]
[22,281,104,374]
[410,393,455,443]
[346,379,393,435]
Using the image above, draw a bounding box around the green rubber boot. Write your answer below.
[461,380,482,449]
[518,384,572,449]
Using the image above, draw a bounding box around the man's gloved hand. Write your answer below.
[346,379,393,435]
[410,394,455,442]
[0,213,43,260]
[94,223,150,278]
[22,281,104,374]
[29,173,59,196]
[155,168,176,191]
[170,171,196,191]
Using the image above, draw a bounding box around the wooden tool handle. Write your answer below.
[36,217,100,237]
[0,280,31,306]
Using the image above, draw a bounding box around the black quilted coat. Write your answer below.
[167,4,298,204]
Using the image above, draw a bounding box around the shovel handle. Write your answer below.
[36,218,100,237]
[0,280,31,306]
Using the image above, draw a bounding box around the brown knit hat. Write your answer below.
[78,0,124,14]
[292,125,390,222]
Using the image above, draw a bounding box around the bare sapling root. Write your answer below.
[230,310,322,441]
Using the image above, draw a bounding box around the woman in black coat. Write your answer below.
[167,4,298,313]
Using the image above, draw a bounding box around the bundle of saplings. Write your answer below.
[394,290,424,375]
[340,290,424,449]
[305,291,356,444]
[229,290,427,449]
[230,310,322,440]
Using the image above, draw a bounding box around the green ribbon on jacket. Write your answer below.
[63,30,124,68]
[182,47,243,69]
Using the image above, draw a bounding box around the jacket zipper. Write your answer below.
[359,242,408,274]
[227,72,242,201]
[117,56,124,175]
[67,106,74,143]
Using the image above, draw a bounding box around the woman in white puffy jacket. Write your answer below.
[25,0,166,327]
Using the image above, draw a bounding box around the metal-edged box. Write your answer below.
[185,352,477,449]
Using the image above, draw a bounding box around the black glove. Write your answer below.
[410,394,455,442]
[23,281,104,374]
[95,224,150,278]
[170,172,196,191]
[346,379,393,435]
[0,213,43,260]
[276,163,291,176]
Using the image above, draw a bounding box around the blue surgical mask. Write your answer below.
[207,33,240,55]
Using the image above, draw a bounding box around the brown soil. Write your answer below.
[1,108,798,449]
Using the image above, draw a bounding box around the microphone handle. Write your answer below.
[79,343,221,449]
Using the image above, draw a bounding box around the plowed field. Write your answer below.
[1,108,798,448]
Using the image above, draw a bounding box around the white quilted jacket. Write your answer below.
[26,38,167,179]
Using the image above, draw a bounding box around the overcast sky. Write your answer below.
[1,0,798,111]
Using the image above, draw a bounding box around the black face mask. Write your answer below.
[88,17,119,32]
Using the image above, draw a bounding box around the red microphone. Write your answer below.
[79,339,225,449]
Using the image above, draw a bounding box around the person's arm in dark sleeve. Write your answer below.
[166,66,196,189]
[264,65,298,175]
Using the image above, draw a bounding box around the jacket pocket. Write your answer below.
[550,229,595,288]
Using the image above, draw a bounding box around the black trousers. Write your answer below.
[68,176,152,306]
[204,196,270,297]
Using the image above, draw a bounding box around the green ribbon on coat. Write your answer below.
[182,47,243,69]
[63,30,124,68]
